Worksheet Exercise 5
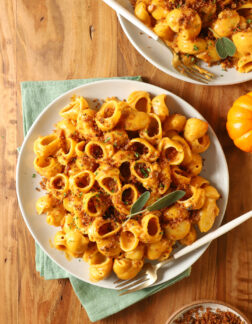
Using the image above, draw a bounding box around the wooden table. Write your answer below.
[1,0,251,323]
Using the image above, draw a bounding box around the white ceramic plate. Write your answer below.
[16,79,229,289]
[115,0,252,85]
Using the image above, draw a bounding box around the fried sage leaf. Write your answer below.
[147,190,186,212]
[130,191,150,215]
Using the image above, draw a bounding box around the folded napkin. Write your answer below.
[21,76,191,322]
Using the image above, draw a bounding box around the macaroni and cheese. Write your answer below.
[34,92,220,281]
[132,0,252,73]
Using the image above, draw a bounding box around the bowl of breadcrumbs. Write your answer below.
[166,300,251,324]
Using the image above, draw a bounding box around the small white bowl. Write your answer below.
[166,300,251,324]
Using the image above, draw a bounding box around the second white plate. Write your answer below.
[117,3,252,85]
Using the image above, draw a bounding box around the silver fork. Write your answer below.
[115,210,252,295]
[163,45,214,85]
[174,62,213,85]
[115,257,175,296]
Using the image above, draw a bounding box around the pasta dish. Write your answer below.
[34,91,220,281]
[132,0,252,73]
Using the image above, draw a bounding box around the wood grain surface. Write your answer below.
[0,0,251,323]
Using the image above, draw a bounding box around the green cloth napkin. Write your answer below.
[21,76,191,323]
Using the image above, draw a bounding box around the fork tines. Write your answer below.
[114,271,150,295]
[177,64,212,84]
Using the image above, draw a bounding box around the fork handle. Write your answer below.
[174,210,252,260]
[101,0,159,40]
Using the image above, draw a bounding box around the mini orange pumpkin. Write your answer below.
[226,92,252,153]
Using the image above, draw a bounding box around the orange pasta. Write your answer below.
[132,0,252,73]
[34,92,220,281]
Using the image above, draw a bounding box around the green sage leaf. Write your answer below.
[130,191,150,215]
[216,37,236,59]
[147,190,185,212]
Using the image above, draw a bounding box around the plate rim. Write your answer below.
[118,14,252,86]
[16,79,229,289]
